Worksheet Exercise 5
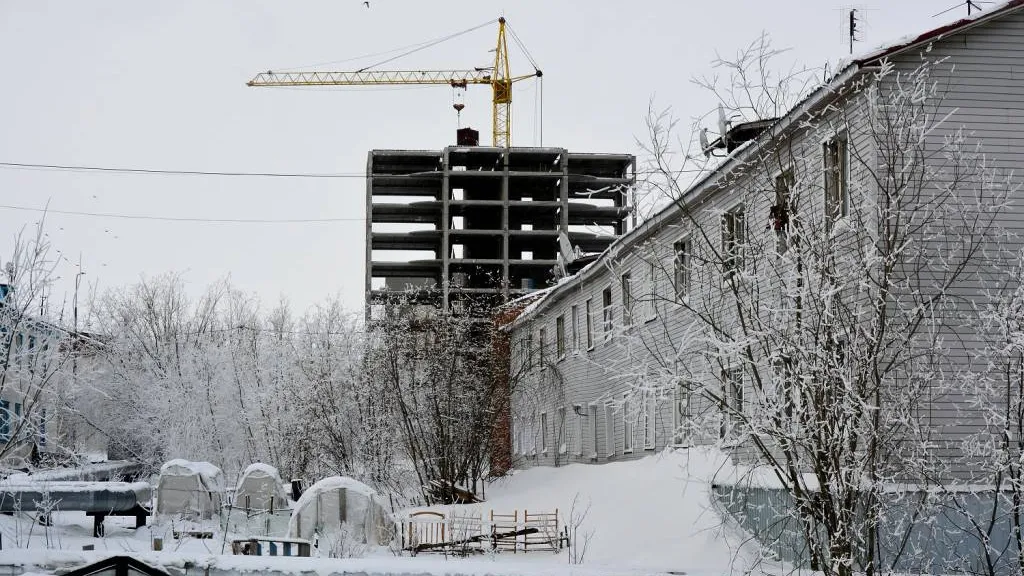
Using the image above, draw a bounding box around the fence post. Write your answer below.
[524,509,528,553]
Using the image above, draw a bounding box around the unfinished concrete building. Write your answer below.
[366,145,635,316]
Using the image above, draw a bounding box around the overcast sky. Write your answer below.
[0,0,978,322]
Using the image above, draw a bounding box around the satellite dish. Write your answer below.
[699,127,711,157]
[717,104,729,138]
[558,232,576,264]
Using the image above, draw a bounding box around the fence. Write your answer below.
[399,508,563,555]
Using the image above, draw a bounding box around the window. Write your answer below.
[557,407,567,454]
[571,305,579,353]
[644,394,656,450]
[721,366,744,438]
[575,405,585,457]
[673,380,690,447]
[585,299,594,349]
[602,287,613,339]
[38,408,46,447]
[589,405,599,458]
[14,334,23,365]
[824,133,849,229]
[556,316,566,360]
[541,412,549,454]
[604,405,615,456]
[525,332,533,370]
[621,272,633,326]
[539,328,547,370]
[513,418,521,455]
[673,238,691,302]
[722,208,746,277]
[644,260,657,322]
[623,395,634,452]
[0,400,9,441]
[772,170,795,254]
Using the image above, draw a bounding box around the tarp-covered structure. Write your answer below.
[155,459,225,520]
[234,462,288,512]
[288,476,394,545]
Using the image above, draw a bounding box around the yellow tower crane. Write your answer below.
[247,17,541,148]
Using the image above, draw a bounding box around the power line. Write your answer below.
[0,162,364,179]
[0,204,365,224]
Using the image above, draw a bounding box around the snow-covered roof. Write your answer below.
[509,0,1024,329]
[237,462,281,482]
[160,459,224,488]
[847,0,1024,66]
[292,475,377,512]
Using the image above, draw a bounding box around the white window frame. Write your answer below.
[722,205,746,278]
[673,380,691,447]
[602,287,613,340]
[539,327,547,370]
[540,412,549,454]
[571,305,579,353]
[621,272,633,327]
[644,393,657,450]
[644,259,657,323]
[557,406,567,455]
[575,405,585,457]
[589,404,599,459]
[823,130,849,231]
[772,167,795,255]
[556,315,566,361]
[585,299,595,350]
[604,404,615,457]
[623,395,634,453]
[673,236,691,303]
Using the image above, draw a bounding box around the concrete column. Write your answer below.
[559,148,569,235]
[501,149,510,300]
[441,148,451,313]
[364,152,374,322]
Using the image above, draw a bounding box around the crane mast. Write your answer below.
[248,18,540,147]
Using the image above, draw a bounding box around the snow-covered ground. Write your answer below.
[0,448,758,575]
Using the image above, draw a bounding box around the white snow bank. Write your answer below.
[0,481,150,493]
[3,549,660,576]
[448,448,761,574]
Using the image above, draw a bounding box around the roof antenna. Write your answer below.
[849,9,858,54]
[933,0,992,18]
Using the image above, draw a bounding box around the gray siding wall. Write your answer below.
[508,8,1024,475]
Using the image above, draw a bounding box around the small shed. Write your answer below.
[287,476,394,545]
[234,462,288,512]
[155,459,225,520]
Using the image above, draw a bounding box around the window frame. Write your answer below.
[823,131,849,229]
[555,315,566,361]
[602,287,613,340]
[672,379,691,448]
[571,304,579,353]
[673,236,691,303]
[722,205,746,278]
[623,395,634,453]
[621,272,633,327]
[539,327,547,370]
[575,405,585,457]
[643,259,658,323]
[588,404,599,459]
[644,393,657,450]
[585,299,594,350]
[604,404,615,457]
[772,168,795,255]
[540,411,549,455]
[557,406,567,455]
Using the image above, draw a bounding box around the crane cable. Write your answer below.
[356,19,498,72]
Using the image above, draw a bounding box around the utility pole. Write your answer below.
[72,256,84,390]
